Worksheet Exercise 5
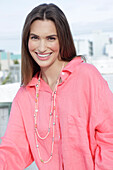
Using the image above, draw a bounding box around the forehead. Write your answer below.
[30,19,57,35]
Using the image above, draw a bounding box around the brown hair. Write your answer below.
[21,3,77,85]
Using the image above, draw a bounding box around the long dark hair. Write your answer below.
[21,3,77,85]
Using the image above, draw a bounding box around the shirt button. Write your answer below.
[56,115,58,118]
[62,72,65,75]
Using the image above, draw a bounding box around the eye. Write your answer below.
[30,34,39,40]
[47,36,56,41]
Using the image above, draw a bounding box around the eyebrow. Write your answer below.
[47,34,57,37]
[29,33,57,37]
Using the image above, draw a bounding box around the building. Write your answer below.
[92,31,109,58]
[74,31,113,59]
[105,37,113,58]
[0,50,21,84]
[105,44,113,57]
[0,50,21,70]
[74,39,93,56]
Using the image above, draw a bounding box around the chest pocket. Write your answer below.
[68,115,84,137]
[68,114,90,153]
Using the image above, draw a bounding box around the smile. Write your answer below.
[35,52,52,61]
[35,52,52,58]
[38,53,50,57]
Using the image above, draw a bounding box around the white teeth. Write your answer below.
[37,53,50,58]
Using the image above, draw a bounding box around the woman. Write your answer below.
[0,3,113,170]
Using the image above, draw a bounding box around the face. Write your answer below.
[28,19,61,70]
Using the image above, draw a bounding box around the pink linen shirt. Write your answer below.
[0,57,113,170]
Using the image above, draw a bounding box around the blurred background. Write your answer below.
[0,0,113,169]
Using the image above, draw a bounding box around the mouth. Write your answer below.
[35,52,52,61]
[35,52,52,58]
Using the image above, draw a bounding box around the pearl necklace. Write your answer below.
[34,63,64,163]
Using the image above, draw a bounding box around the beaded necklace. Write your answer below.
[34,63,64,163]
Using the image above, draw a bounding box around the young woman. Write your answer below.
[0,3,113,170]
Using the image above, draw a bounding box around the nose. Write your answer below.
[38,40,47,53]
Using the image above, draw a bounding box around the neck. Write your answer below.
[40,61,65,90]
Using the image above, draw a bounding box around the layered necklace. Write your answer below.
[34,63,64,163]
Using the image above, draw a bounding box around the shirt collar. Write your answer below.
[27,56,83,87]
[63,56,83,73]
[60,57,83,82]
[26,73,39,87]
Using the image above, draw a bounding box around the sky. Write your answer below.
[0,0,113,53]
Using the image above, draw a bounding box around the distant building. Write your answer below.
[0,50,21,70]
[74,39,93,56]
[105,44,113,57]
[10,64,21,83]
[93,31,109,58]
[105,37,113,57]
[74,31,113,59]
[0,50,21,84]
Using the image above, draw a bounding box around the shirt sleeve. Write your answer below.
[94,78,113,170]
[0,98,34,170]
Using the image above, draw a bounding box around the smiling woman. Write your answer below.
[21,3,76,86]
[0,3,113,170]
[28,20,61,73]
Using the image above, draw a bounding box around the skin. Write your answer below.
[28,19,67,90]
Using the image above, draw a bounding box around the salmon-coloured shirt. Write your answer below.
[0,57,113,170]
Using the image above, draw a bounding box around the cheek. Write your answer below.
[51,42,60,52]
[28,40,35,51]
